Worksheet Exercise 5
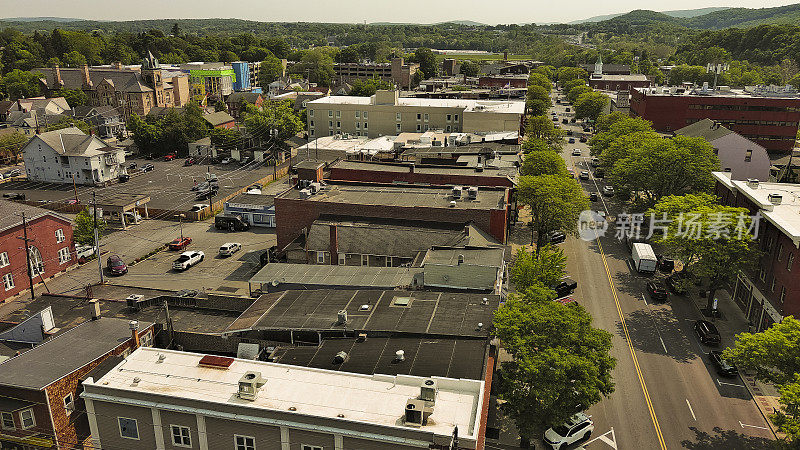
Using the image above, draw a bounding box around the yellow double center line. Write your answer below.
[597,238,667,450]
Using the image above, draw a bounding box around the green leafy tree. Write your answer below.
[209,127,242,150]
[62,51,87,68]
[649,194,759,312]
[511,245,567,292]
[494,290,615,440]
[566,85,592,104]
[0,132,28,163]
[561,78,585,94]
[725,317,800,445]
[610,135,719,208]
[556,67,587,85]
[350,78,394,96]
[517,174,589,249]
[526,84,550,116]
[50,88,88,108]
[45,116,91,134]
[521,151,567,176]
[213,99,227,112]
[525,115,564,148]
[294,49,335,86]
[3,69,43,100]
[74,208,106,246]
[414,47,437,79]
[459,60,479,78]
[521,137,552,154]
[527,72,551,91]
[574,91,609,121]
[243,100,303,146]
[590,116,653,157]
[258,54,285,87]
[170,22,181,37]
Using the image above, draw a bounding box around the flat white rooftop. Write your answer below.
[309,95,525,113]
[89,347,483,439]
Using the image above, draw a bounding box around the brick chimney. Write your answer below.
[329,224,338,265]
[129,320,140,349]
[112,61,123,70]
[53,65,63,88]
[81,64,93,89]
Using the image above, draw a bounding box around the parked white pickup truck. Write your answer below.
[172,251,204,271]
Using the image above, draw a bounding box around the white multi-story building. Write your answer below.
[306,90,524,139]
[21,127,126,185]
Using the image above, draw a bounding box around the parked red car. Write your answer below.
[184,157,195,166]
[107,255,128,275]
[164,153,176,161]
[168,236,192,250]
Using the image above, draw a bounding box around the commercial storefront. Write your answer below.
[223,194,275,228]
[733,272,783,332]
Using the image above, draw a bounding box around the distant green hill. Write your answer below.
[685,3,800,29]
[570,6,729,24]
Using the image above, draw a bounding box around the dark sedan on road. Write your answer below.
[694,320,721,346]
[107,255,127,275]
[547,230,566,244]
[647,281,669,303]
[552,278,578,297]
[709,350,738,377]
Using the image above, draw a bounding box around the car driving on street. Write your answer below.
[544,412,594,449]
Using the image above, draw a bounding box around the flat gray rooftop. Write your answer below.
[248,263,414,289]
[278,182,507,210]
[228,289,499,337]
[331,160,516,178]
[0,317,150,389]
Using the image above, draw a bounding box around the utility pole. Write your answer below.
[176,214,185,240]
[18,212,36,300]
[71,173,78,204]
[93,192,104,284]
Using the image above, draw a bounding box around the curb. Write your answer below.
[739,371,781,439]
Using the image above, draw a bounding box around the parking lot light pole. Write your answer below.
[175,214,185,240]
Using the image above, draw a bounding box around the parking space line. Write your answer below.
[686,399,696,420]
[641,293,648,305]
[717,379,745,388]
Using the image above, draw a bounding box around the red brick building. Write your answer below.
[328,160,516,188]
[587,74,651,92]
[0,316,154,449]
[0,202,77,303]
[631,86,800,152]
[275,181,511,250]
[713,172,800,331]
[478,75,528,89]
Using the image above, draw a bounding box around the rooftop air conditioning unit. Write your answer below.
[452,186,462,199]
[475,163,484,173]
[237,371,266,401]
[333,351,348,364]
[449,200,457,208]
[768,193,783,205]
[746,178,760,189]
[309,182,321,193]
[299,188,312,199]
[337,309,348,325]
[467,186,478,199]
[420,378,438,403]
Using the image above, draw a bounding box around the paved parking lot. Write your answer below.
[0,156,278,214]
[114,222,276,296]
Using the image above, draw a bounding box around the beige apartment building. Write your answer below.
[306,90,524,139]
[82,347,485,450]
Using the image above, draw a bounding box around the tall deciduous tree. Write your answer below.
[414,47,437,79]
[242,100,302,146]
[609,135,719,207]
[574,91,609,121]
[511,245,567,292]
[566,85,591,104]
[521,151,567,176]
[527,72,551,91]
[258,54,285,87]
[725,317,800,445]
[517,174,589,250]
[589,116,653,156]
[525,115,564,149]
[494,289,615,440]
[74,208,106,246]
[557,67,588,85]
[50,88,88,108]
[3,69,43,99]
[294,49,335,86]
[649,194,759,312]
[526,84,550,116]
[459,60,479,78]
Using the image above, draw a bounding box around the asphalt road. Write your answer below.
[548,98,774,450]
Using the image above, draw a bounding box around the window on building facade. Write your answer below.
[3,273,14,291]
[63,393,74,414]
[396,123,401,132]
[362,254,369,266]
[118,417,139,439]
[777,243,784,260]
[336,110,341,118]
[0,252,8,267]
[317,251,325,264]
[328,110,333,118]
[310,120,314,127]
[454,114,459,122]
[447,114,452,122]
[58,248,71,265]
[234,435,256,450]
[416,124,421,131]
[745,149,753,162]
[363,111,368,119]
[780,286,787,304]
[758,267,766,282]
[396,113,401,121]
[301,445,323,450]
[309,109,314,117]
[336,121,341,128]
[1,412,14,430]
[788,253,794,271]
[355,111,360,118]
[20,409,35,429]
[329,121,333,128]
[171,425,191,447]
[363,122,368,129]
[338,253,346,265]
[771,276,777,292]
[417,113,421,121]
[424,113,429,122]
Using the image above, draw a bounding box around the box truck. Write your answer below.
[632,243,657,274]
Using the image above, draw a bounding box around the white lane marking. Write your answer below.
[659,337,668,353]
[717,379,745,388]
[740,421,769,430]
[642,293,648,305]
[686,399,697,420]
[585,428,617,449]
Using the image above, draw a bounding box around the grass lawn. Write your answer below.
[433,53,534,63]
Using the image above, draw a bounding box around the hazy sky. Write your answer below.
[3,0,799,24]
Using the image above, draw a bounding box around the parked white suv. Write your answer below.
[172,251,204,271]
[219,242,242,257]
[543,413,594,449]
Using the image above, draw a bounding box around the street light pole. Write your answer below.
[176,214,185,240]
